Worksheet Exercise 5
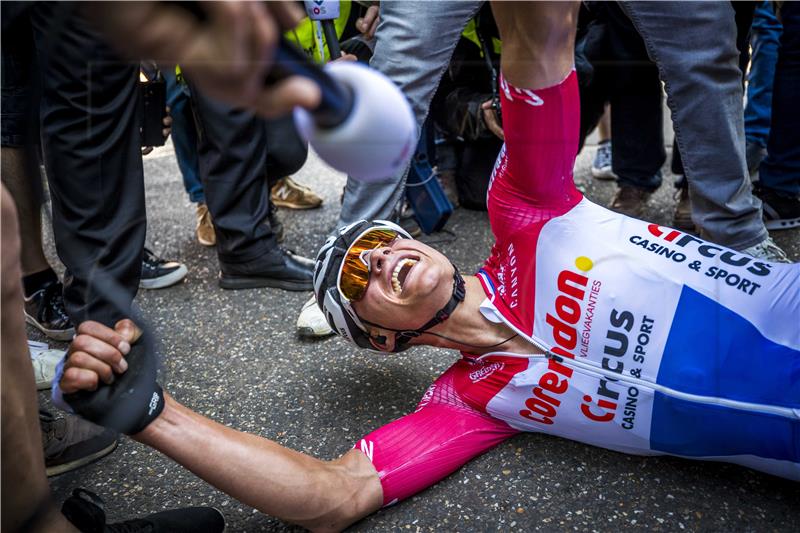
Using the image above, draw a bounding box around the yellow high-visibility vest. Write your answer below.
[461,19,502,57]
[286,0,353,63]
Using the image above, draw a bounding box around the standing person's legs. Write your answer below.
[598,3,665,219]
[755,1,800,229]
[164,70,204,205]
[191,90,275,259]
[618,1,766,251]
[164,70,217,246]
[1,148,75,339]
[744,1,782,167]
[190,88,313,290]
[758,0,800,194]
[31,6,145,326]
[1,11,74,339]
[336,0,483,228]
[1,150,49,277]
[1,186,77,533]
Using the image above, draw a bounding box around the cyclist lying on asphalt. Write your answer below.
[55,2,798,531]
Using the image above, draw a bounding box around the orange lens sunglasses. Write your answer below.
[338,228,400,302]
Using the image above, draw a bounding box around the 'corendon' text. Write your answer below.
[519,269,588,425]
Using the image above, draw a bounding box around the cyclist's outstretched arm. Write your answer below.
[58,321,382,533]
[136,394,382,532]
[58,322,517,530]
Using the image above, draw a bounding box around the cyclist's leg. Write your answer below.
[491,0,579,89]
[486,0,583,228]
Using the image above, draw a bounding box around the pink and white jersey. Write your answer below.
[357,71,799,507]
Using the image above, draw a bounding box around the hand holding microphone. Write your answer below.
[280,38,415,183]
[87,1,414,182]
[294,1,413,182]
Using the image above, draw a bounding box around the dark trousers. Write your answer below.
[578,2,666,191]
[30,5,144,326]
[759,1,800,197]
[579,2,756,192]
[190,87,307,265]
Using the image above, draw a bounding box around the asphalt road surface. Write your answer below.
[38,141,799,532]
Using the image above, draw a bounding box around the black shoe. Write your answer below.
[140,248,188,289]
[24,280,75,341]
[269,204,285,243]
[40,410,118,477]
[62,488,225,533]
[219,247,314,291]
[754,184,800,231]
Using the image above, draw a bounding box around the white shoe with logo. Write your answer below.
[297,296,334,338]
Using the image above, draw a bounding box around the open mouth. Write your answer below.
[391,258,418,295]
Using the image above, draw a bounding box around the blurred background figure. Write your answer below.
[752,1,800,230]
[744,0,782,177]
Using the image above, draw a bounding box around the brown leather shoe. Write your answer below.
[608,185,653,219]
[195,203,216,247]
[672,187,696,232]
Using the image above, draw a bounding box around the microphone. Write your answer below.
[180,2,415,182]
[274,37,415,183]
[303,0,343,60]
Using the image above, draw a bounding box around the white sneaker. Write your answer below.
[742,236,791,263]
[297,296,334,338]
[29,341,66,390]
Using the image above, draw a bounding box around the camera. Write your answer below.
[138,67,167,148]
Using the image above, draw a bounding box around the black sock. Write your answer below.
[22,268,58,297]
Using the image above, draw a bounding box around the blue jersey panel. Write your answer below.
[650,392,799,461]
[658,286,800,408]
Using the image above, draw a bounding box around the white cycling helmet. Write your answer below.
[313,220,411,352]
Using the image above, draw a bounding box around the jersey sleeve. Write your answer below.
[487,71,583,238]
[353,364,519,507]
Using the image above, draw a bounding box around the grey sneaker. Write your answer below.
[29,343,66,390]
[742,236,791,264]
[591,140,616,180]
[40,410,118,476]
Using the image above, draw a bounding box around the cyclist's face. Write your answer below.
[351,239,454,331]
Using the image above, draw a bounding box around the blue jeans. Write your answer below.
[744,1,782,149]
[164,70,204,204]
[759,1,800,197]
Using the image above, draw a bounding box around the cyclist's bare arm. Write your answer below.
[136,395,382,532]
[59,321,382,532]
